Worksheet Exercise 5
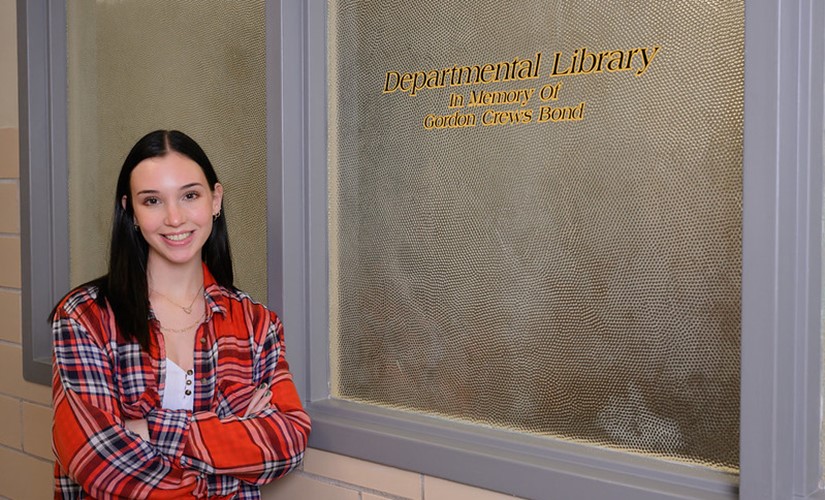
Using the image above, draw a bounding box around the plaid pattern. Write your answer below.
[52,265,310,499]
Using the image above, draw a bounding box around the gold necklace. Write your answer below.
[159,312,205,334]
[150,285,204,314]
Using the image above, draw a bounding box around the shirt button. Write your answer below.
[199,338,206,344]
[185,389,192,396]
[201,377,208,384]
[186,379,192,385]
[186,369,194,376]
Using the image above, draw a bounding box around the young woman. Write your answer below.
[51,130,310,499]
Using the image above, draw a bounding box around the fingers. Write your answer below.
[243,382,272,418]
[243,385,266,418]
[124,418,150,440]
[251,390,271,414]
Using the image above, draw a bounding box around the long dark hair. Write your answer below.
[97,130,233,350]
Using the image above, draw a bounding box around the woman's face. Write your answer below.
[127,152,223,272]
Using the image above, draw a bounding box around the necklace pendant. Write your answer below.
[183,307,192,314]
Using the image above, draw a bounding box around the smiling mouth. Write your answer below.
[164,232,193,242]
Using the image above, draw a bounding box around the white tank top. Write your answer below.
[162,358,195,411]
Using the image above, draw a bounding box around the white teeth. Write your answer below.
[165,232,192,241]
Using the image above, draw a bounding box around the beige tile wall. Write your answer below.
[1,1,55,499]
[0,1,514,498]
[0,0,18,130]
[261,449,522,500]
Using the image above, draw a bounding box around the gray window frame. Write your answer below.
[17,0,68,384]
[19,0,825,498]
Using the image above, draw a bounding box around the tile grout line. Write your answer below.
[0,442,53,464]
[297,469,414,500]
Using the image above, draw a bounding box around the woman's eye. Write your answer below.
[143,197,160,206]
[184,191,200,201]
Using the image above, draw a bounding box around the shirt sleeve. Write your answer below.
[147,314,311,487]
[52,302,206,500]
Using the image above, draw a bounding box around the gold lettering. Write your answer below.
[481,108,533,127]
[383,71,400,93]
[468,88,535,108]
[624,48,639,70]
[537,102,586,122]
[636,46,661,76]
[425,70,441,88]
[384,46,659,99]
[385,53,543,97]
[606,51,625,71]
[551,51,572,76]
[423,111,477,130]
[539,82,562,101]
[549,46,659,78]
[448,92,464,109]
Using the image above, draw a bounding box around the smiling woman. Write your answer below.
[129,152,224,272]
[50,130,310,499]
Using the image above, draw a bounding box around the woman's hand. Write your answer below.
[125,418,150,440]
[243,383,272,418]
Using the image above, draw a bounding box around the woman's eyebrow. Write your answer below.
[135,183,205,196]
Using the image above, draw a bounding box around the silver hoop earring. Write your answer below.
[213,209,221,221]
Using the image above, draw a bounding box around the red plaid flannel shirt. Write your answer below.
[52,266,311,499]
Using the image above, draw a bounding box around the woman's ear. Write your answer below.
[212,183,224,214]
[121,195,128,211]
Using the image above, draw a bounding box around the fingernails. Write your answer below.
[265,390,272,398]
[258,382,268,391]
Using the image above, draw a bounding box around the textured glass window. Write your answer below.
[329,0,743,471]
[66,1,267,300]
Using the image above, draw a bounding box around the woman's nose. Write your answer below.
[164,203,184,226]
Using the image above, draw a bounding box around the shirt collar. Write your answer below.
[202,262,229,318]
